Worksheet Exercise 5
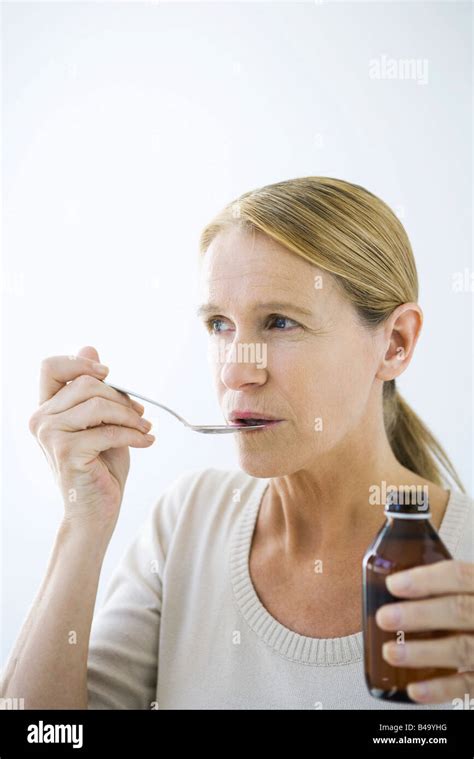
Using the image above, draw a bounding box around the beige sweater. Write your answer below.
[87,467,473,710]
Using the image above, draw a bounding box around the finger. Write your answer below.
[42,374,145,416]
[376,594,474,632]
[65,425,156,458]
[386,560,474,598]
[39,354,109,404]
[406,671,474,705]
[382,634,474,670]
[76,345,100,363]
[55,397,152,434]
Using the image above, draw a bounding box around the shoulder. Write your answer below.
[154,466,262,512]
[147,466,268,552]
[441,490,474,562]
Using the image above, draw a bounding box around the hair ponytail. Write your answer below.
[383,379,465,492]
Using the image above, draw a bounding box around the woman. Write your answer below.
[2,177,472,710]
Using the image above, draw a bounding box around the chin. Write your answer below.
[238,453,297,479]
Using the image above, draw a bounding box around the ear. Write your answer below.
[376,303,423,382]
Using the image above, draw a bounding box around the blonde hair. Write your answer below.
[199,176,465,493]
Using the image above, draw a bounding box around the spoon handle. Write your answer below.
[102,381,187,425]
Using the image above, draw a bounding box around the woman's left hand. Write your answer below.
[375,559,474,704]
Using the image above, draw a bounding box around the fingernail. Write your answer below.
[382,642,406,663]
[376,604,401,627]
[144,433,155,442]
[387,571,412,594]
[93,362,109,374]
[131,400,145,414]
[140,419,152,432]
[407,681,430,701]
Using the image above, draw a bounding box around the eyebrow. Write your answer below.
[196,301,315,319]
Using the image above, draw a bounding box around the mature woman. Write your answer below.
[2,177,472,710]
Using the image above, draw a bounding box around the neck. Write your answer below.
[261,433,413,561]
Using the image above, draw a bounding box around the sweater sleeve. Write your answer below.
[86,470,196,709]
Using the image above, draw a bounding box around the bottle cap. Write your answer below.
[384,488,430,515]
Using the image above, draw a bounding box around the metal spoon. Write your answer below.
[103,381,264,434]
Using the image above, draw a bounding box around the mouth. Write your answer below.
[228,410,284,430]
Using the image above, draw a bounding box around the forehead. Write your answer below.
[200,226,326,300]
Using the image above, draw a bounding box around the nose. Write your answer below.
[218,338,268,391]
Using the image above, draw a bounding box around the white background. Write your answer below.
[1,0,472,667]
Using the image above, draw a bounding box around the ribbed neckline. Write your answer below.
[229,480,471,667]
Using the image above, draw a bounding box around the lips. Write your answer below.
[228,410,283,426]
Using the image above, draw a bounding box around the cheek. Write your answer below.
[279,340,373,424]
[314,341,376,424]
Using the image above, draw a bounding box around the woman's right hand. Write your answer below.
[28,346,156,529]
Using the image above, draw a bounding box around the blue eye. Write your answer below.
[267,315,299,330]
[204,314,300,333]
[206,318,230,334]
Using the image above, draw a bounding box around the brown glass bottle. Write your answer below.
[362,489,457,703]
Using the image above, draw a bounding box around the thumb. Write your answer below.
[76,345,101,364]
